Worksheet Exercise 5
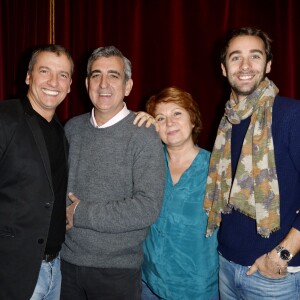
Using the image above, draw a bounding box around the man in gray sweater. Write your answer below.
[60,46,165,300]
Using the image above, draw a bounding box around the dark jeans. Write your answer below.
[60,260,142,300]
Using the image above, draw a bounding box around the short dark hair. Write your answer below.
[28,44,74,75]
[220,27,273,65]
[146,86,203,144]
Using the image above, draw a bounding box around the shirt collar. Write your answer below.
[90,102,130,128]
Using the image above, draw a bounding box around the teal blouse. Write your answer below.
[142,147,219,300]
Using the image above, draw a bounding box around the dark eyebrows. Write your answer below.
[39,66,50,71]
[90,69,121,75]
[249,49,264,55]
[228,49,264,59]
[89,70,101,76]
[228,50,241,59]
[108,70,121,76]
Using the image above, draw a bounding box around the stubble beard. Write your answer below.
[228,66,268,98]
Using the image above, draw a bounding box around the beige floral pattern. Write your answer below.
[204,78,280,238]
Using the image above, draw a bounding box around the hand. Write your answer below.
[133,111,159,132]
[66,192,80,231]
[246,251,288,278]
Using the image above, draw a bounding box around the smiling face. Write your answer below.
[221,35,271,102]
[86,56,133,123]
[25,51,72,121]
[154,101,195,148]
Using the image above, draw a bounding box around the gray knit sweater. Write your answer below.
[61,111,165,269]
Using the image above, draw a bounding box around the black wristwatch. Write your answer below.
[275,245,293,261]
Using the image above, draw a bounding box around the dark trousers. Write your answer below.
[60,260,142,300]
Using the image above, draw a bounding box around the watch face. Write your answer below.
[280,249,291,260]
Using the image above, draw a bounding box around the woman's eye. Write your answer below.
[156,117,165,122]
[174,111,182,117]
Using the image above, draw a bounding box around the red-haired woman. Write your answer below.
[135,87,219,300]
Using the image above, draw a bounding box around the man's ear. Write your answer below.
[125,79,133,96]
[25,71,30,85]
[221,63,227,77]
[266,60,272,74]
[67,79,72,94]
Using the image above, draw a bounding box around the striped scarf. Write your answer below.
[204,78,280,238]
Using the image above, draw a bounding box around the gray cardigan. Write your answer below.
[61,111,165,268]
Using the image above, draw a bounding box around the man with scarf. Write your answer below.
[204,27,300,299]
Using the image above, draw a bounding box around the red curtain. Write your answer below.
[1,0,300,149]
[0,0,50,99]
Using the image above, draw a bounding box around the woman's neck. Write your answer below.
[166,142,200,185]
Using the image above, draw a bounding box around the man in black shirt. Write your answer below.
[0,44,73,300]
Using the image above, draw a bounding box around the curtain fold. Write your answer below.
[0,0,50,100]
[49,0,55,44]
[1,0,300,148]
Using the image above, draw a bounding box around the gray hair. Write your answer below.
[87,46,132,82]
[28,44,74,76]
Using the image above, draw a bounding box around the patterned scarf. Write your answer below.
[204,78,280,238]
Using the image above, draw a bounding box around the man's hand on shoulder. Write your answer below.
[133,111,159,132]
